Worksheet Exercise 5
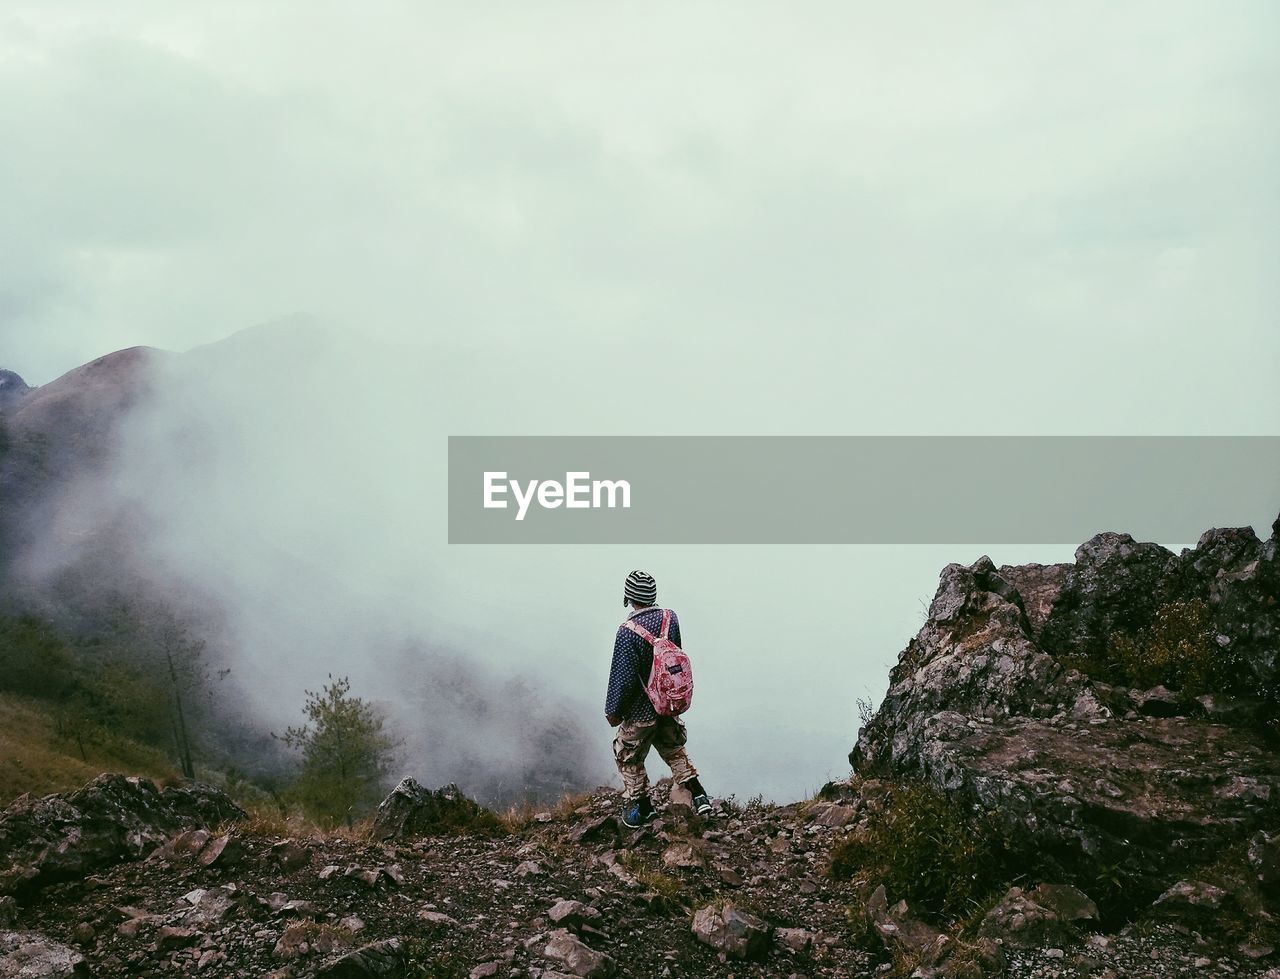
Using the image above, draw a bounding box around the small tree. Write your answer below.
[278,675,397,827]
[105,599,229,778]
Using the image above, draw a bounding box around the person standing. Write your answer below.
[606,570,712,827]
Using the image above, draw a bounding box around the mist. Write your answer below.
[2,3,1278,800]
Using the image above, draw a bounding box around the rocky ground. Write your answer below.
[0,772,1276,978]
[3,513,1278,978]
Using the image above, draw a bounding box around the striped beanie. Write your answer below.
[623,570,658,607]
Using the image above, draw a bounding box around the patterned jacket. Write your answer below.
[605,606,682,724]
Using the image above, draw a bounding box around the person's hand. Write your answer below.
[607,714,622,727]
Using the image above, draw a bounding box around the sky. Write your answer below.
[2,2,1278,801]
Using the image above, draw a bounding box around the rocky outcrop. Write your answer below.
[851,554,1108,776]
[852,515,1280,908]
[1041,524,1280,700]
[0,774,244,897]
[370,778,500,840]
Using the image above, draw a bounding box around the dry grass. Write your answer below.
[319,816,380,843]
[619,851,683,902]
[213,800,384,844]
[0,692,178,805]
[498,789,596,833]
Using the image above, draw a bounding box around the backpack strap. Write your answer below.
[621,618,656,643]
[621,608,670,644]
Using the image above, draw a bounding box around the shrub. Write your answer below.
[1107,599,1219,695]
[278,675,398,828]
[830,781,1011,921]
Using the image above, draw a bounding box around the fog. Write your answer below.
[2,2,1278,800]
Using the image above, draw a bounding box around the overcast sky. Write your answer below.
[2,2,1277,799]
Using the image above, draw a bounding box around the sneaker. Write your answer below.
[691,793,713,816]
[622,798,656,828]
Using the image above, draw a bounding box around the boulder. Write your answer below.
[978,885,1095,949]
[543,929,615,977]
[0,930,87,978]
[865,885,950,966]
[547,900,599,930]
[315,938,408,978]
[372,779,499,840]
[274,920,343,960]
[1202,532,1280,712]
[1131,685,1184,717]
[775,927,815,953]
[996,562,1070,636]
[196,833,242,867]
[1039,533,1187,663]
[0,774,244,896]
[1026,883,1099,924]
[661,841,709,871]
[269,838,312,872]
[567,814,618,846]
[153,925,198,954]
[1154,880,1229,911]
[178,885,237,927]
[691,903,771,961]
[417,910,458,929]
[852,555,1108,777]
[811,803,857,828]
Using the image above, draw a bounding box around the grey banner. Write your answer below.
[447,436,1280,545]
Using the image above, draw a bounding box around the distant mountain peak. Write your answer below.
[0,368,31,411]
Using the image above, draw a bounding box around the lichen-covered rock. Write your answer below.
[0,774,244,896]
[691,903,771,961]
[0,930,87,977]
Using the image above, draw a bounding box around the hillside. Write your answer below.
[1,513,1278,978]
[0,693,178,804]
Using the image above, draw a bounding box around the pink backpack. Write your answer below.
[621,609,694,716]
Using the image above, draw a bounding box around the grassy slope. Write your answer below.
[0,691,178,804]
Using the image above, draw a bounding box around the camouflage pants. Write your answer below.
[613,715,698,802]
